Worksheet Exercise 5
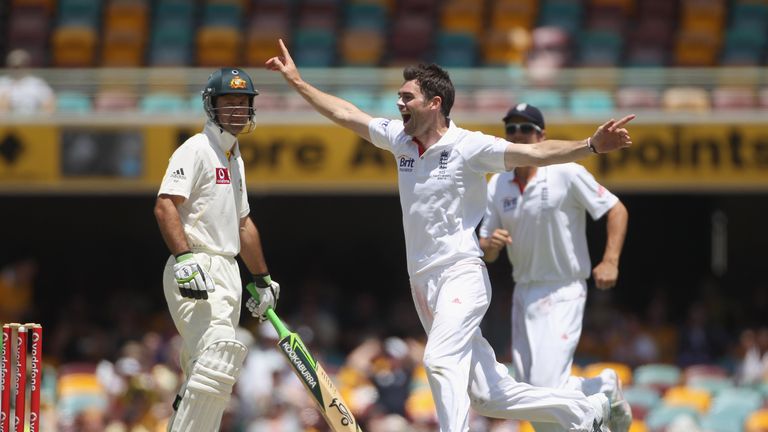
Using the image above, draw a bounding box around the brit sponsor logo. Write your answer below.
[215,167,231,184]
[398,154,415,172]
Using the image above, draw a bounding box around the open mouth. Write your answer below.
[401,113,411,124]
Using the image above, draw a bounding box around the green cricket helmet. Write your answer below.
[202,68,259,128]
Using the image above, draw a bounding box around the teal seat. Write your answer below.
[435,32,477,67]
[578,31,623,66]
[700,410,752,432]
[519,89,565,111]
[58,0,101,28]
[156,0,194,22]
[189,93,204,114]
[345,3,387,31]
[645,404,700,431]
[538,0,582,34]
[634,364,681,389]
[141,93,188,114]
[569,89,614,115]
[710,387,763,414]
[293,29,336,67]
[731,2,768,31]
[686,375,734,396]
[203,3,241,27]
[623,386,661,410]
[722,27,766,65]
[375,91,401,118]
[56,91,92,114]
[338,89,378,112]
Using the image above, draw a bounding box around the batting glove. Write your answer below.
[246,274,280,321]
[173,252,215,300]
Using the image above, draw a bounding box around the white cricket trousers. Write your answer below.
[512,280,610,432]
[410,258,598,432]
[163,252,243,373]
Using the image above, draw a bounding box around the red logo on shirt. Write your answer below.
[216,168,231,184]
[597,184,606,197]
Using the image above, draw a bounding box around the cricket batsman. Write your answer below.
[154,68,280,431]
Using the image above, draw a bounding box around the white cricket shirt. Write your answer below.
[158,121,250,257]
[369,118,508,276]
[479,164,618,284]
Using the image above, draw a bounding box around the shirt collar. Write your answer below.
[204,121,239,156]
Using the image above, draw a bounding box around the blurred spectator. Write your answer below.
[737,327,768,385]
[0,257,38,323]
[0,49,55,114]
[677,302,729,367]
[608,313,660,368]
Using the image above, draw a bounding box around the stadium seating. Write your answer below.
[634,364,682,392]
[56,91,92,114]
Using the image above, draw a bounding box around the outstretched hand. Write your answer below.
[590,114,636,154]
[265,39,300,84]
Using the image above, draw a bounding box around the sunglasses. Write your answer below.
[505,123,542,135]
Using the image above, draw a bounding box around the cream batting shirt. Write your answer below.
[368,118,509,276]
[158,122,250,257]
[479,164,618,284]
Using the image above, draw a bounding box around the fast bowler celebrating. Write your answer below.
[267,39,633,432]
[154,68,280,431]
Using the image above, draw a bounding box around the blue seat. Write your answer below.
[56,91,92,114]
[375,91,401,118]
[337,89,378,112]
[538,0,582,34]
[141,93,188,113]
[569,89,614,115]
[156,0,194,22]
[435,32,477,67]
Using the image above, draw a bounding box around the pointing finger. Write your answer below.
[612,114,636,129]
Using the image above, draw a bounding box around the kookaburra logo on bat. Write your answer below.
[329,398,354,426]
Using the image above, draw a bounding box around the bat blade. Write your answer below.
[245,285,361,431]
[275,331,361,432]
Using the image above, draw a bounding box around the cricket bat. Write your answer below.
[246,284,362,432]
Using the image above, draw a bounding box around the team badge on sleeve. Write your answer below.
[216,168,231,184]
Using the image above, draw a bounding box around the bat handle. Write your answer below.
[245,283,292,339]
[265,308,291,339]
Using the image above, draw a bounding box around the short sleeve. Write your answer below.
[368,118,404,153]
[158,143,198,198]
[479,174,502,238]
[569,164,619,220]
[463,132,509,174]
[238,158,250,219]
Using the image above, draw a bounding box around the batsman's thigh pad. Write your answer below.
[168,339,248,432]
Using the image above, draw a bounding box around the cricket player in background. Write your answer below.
[267,39,630,432]
[154,68,280,431]
[480,104,631,432]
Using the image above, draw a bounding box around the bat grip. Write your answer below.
[265,308,291,339]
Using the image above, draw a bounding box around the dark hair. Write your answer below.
[403,63,455,119]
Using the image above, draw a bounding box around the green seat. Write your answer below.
[141,93,188,113]
[435,32,477,67]
[345,3,387,31]
[569,89,614,115]
[56,91,92,114]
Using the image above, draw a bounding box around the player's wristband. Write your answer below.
[587,137,598,154]
[175,251,194,261]
[253,273,272,288]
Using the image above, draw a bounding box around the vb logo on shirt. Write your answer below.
[398,155,415,172]
[216,167,231,184]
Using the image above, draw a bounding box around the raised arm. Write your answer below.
[504,115,635,170]
[266,39,374,141]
